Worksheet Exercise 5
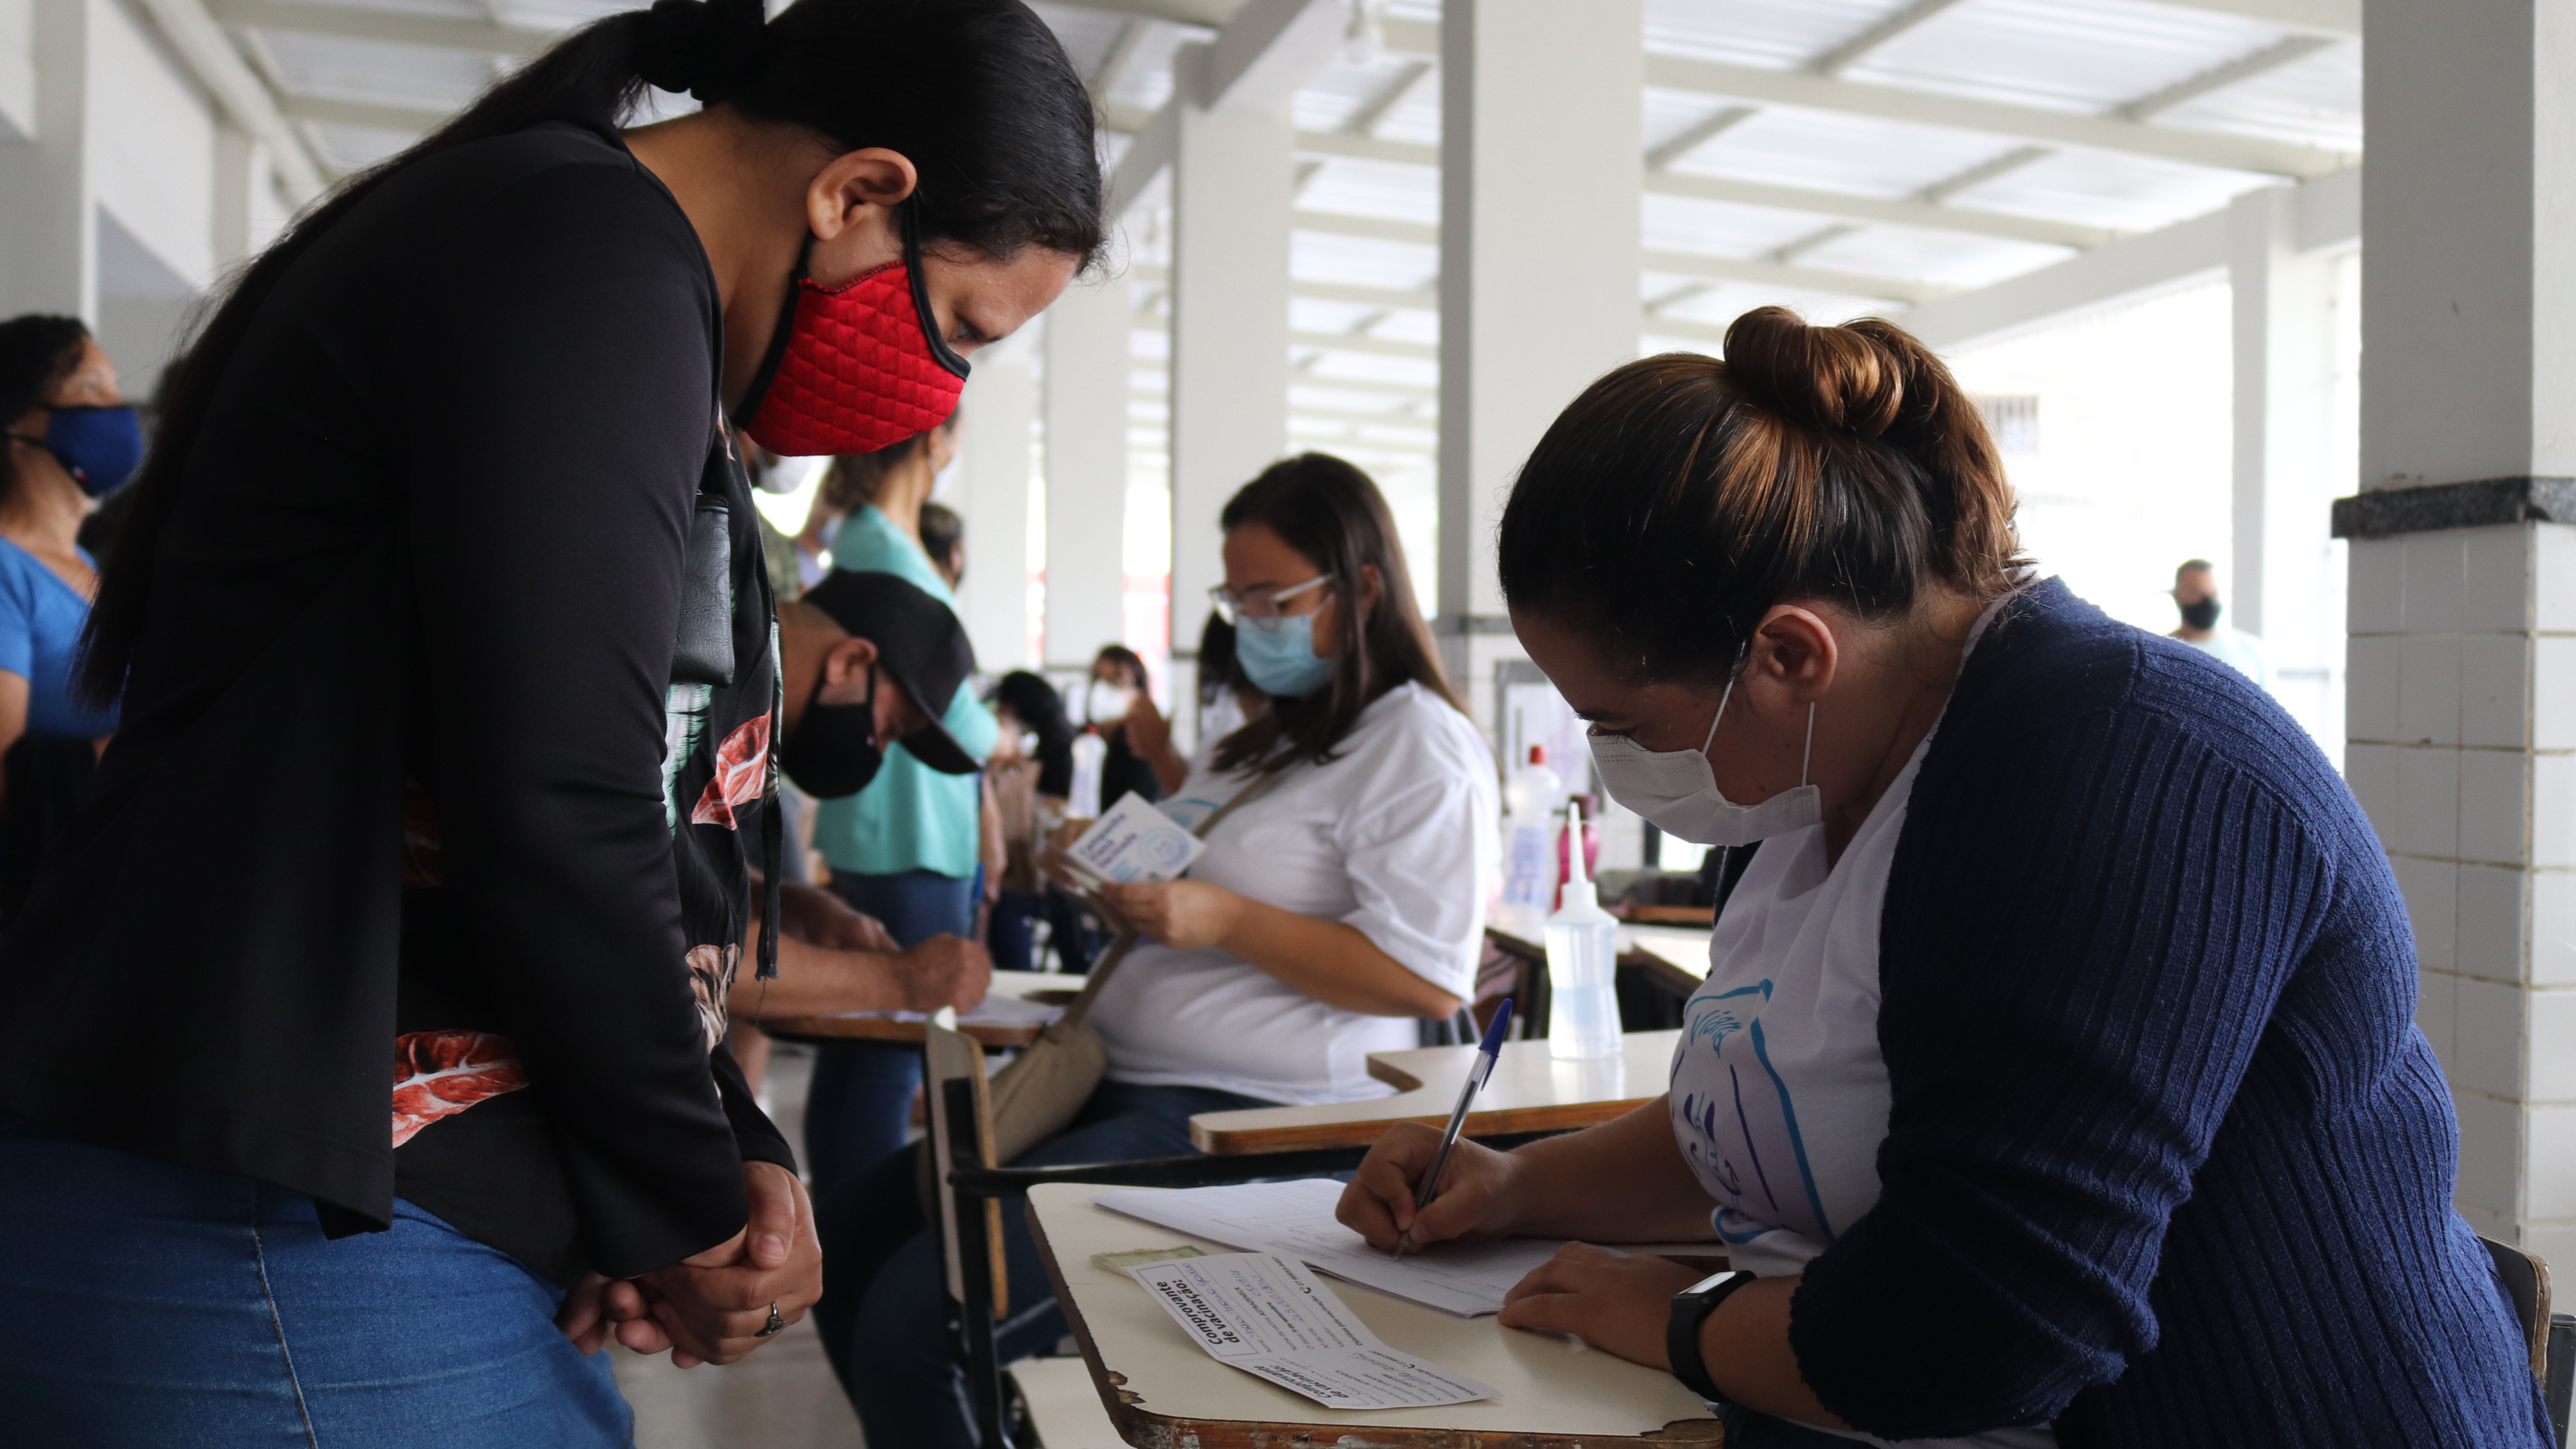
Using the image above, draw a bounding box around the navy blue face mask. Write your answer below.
[16,405,144,497]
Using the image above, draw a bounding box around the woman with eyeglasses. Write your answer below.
[818,451,1498,1449]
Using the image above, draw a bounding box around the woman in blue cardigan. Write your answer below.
[1337,308,2550,1448]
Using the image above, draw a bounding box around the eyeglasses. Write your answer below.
[1209,574,1331,625]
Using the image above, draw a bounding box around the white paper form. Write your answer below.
[1127,1252,1495,1410]
[1062,792,1205,886]
[1095,1179,1565,1317]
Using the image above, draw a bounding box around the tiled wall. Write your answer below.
[2344,521,2576,1265]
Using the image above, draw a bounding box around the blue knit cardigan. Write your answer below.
[1786,579,2550,1446]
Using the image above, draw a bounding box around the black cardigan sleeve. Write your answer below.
[397,160,755,1276]
[1789,656,2339,1437]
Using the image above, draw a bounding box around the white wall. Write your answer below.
[89,0,212,294]
[0,0,35,140]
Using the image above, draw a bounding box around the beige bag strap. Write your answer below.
[1055,769,1289,1032]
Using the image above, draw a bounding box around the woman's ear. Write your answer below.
[807,148,919,239]
[1747,606,1838,707]
[1359,562,1384,617]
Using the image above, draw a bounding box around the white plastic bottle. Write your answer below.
[1544,800,1622,1061]
[1495,746,1564,937]
[1068,733,1108,821]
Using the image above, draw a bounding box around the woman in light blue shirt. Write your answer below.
[804,415,1000,1187]
[0,316,134,916]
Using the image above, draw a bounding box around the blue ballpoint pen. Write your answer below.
[1394,996,1514,1262]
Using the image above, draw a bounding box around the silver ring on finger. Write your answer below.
[756,1302,786,1337]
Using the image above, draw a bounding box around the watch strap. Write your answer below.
[1668,1269,1756,1403]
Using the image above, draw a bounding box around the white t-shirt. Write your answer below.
[1666,599,2053,1449]
[2179,624,2272,692]
[1088,682,1499,1105]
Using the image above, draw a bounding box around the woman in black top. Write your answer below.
[0,0,1100,1440]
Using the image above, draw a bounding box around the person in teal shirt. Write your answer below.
[804,418,1000,1186]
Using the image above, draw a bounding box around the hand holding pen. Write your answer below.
[1394,998,1513,1261]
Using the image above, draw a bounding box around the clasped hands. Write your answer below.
[557,1160,822,1368]
[1335,1121,1704,1372]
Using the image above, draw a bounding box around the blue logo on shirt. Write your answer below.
[1672,980,1838,1247]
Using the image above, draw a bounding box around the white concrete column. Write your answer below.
[1166,39,1293,659]
[1436,0,1643,740]
[951,332,1039,671]
[2228,184,2346,752]
[0,0,96,322]
[2339,0,2576,1267]
[1042,274,1131,669]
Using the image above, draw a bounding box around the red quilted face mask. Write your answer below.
[736,213,970,457]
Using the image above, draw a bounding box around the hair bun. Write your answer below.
[637,0,767,104]
[1721,305,1906,440]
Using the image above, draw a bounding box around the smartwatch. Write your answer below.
[1667,1268,1756,1404]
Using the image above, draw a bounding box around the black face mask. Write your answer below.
[780,664,886,799]
[2179,597,2221,631]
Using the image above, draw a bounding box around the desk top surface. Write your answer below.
[1188,1029,1680,1154]
[754,970,1070,1046]
[1026,1181,1723,1448]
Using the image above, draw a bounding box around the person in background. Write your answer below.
[824,451,1498,1449]
[0,316,134,918]
[1125,609,1256,797]
[730,572,997,1090]
[2169,556,2272,692]
[805,412,997,1191]
[1087,642,1163,804]
[994,668,1074,799]
[988,668,1095,971]
[919,498,963,590]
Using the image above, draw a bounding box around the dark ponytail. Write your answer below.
[1496,306,2024,691]
[79,0,1102,706]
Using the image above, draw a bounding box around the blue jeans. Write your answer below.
[0,1118,629,1447]
[806,868,980,1191]
[816,1080,1277,1449]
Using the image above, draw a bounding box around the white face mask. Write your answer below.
[1588,678,1821,846]
[1087,679,1135,726]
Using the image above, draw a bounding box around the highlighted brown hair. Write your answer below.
[1497,307,2023,688]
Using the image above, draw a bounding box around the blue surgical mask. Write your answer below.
[1236,612,1334,698]
[34,405,144,497]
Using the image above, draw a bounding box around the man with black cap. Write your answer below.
[722,573,994,1081]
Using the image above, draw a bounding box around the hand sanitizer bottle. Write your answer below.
[1495,746,1564,937]
[1545,800,1622,1061]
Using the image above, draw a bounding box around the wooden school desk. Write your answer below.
[1026,1181,1723,1448]
[757,969,1071,1048]
[1187,1029,1681,1155]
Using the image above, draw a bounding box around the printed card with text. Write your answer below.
[1063,792,1206,886]
[1125,1252,1495,1411]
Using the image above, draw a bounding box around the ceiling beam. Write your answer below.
[207,0,553,54]
[1641,248,1955,306]
[1651,168,2106,249]
[1644,104,1758,170]
[1291,127,2110,250]
[1810,0,1969,78]
[136,0,327,201]
[1129,262,1436,310]
[1290,328,1434,361]
[279,93,450,134]
[1638,54,2352,179]
[2116,34,2337,122]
